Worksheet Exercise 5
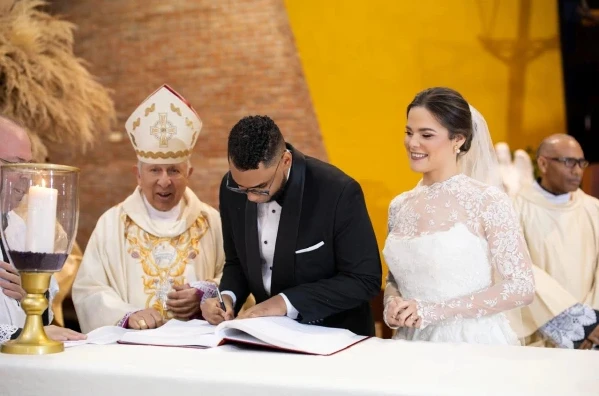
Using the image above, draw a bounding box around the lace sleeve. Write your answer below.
[385,197,403,306]
[383,272,402,329]
[539,304,597,348]
[416,188,535,328]
[383,197,404,328]
[1,324,19,343]
[384,272,401,303]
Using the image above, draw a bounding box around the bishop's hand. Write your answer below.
[166,284,201,320]
[128,308,164,330]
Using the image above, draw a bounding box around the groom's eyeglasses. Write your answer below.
[226,154,284,196]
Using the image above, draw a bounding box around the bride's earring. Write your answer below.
[454,145,460,154]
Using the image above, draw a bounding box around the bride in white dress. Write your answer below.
[383,87,535,345]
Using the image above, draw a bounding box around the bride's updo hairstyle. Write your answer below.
[407,87,474,155]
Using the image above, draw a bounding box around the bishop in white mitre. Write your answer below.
[73,85,224,333]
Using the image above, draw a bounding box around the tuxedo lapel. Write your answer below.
[244,201,269,302]
[271,145,305,295]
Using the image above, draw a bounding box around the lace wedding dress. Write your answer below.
[383,174,535,345]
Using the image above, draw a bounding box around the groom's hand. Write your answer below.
[201,295,234,325]
[237,295,287,319]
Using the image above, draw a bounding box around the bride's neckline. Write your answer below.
[417,173,465,189]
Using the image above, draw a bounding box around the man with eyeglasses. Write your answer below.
[72,86,225,333]
[200,115,382,336]
[0,115,85,343]
[513,134,599,350]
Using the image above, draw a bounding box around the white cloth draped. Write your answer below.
[0,339,598,396]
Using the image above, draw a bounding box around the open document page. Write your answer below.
[215,316,369,355]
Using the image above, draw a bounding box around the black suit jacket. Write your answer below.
[218,144,382,336]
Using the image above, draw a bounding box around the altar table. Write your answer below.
[1,337,597,396]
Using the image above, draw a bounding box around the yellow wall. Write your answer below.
[285,0,565,283]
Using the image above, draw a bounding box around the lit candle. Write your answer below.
[25,181,58,253]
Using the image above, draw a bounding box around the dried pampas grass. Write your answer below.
[29,131,48,162]
[0,0,116,152]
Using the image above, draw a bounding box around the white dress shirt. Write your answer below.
[223,165,299,319]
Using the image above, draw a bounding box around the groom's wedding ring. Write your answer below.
[138,319,147,328]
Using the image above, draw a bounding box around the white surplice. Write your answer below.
[514,182,599,347]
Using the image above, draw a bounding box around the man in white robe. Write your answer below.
[73,85,224,333]
[0,116,85,343]
[513,134,599,349]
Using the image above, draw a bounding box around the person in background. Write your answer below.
[514,134,599,349]
[0,115,85,343]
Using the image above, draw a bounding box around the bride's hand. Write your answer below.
[395,299,421,328]
[383,296,404,329]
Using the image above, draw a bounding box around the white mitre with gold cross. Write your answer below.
[125,84,202,164]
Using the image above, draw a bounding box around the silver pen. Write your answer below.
[216,287,226,311]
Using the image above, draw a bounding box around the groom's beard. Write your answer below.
[268,173,288,204]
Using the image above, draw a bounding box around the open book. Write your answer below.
[116,316,368,356]
[214,316,368,355]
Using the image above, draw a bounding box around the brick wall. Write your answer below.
[47,0,326,249]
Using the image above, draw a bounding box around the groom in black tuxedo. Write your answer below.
[201,115,381,336]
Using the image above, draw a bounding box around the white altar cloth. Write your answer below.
[1,337,597,396]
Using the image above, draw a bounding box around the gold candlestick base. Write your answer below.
[1,272,64,355]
